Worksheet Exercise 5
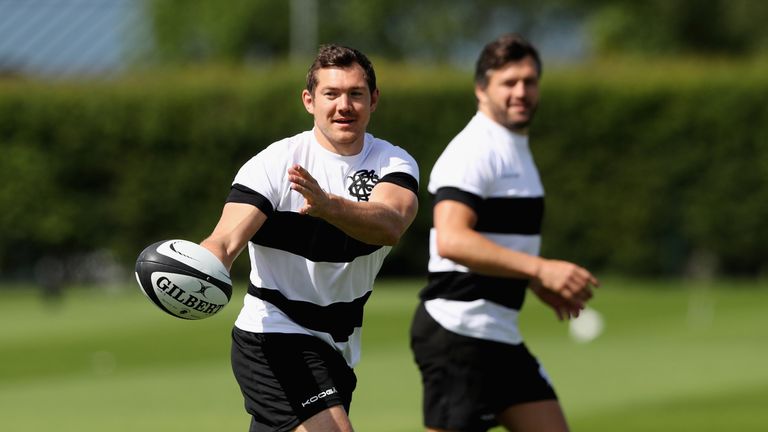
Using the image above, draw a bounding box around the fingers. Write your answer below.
[537,260,598,312]
[563,265,598,302]
[288,164,312,190]
[567,279,593,302]
[287,163,308,176]
[288,164,322,198]
[564,284,592,307]
[553,300,582,321]
[288,165,331,217]
[532,282,583,321]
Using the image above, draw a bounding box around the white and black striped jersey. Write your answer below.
[421,112,544,346]
[228,130,419,367]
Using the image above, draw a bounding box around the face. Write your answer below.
[302,64,379,155]
[475,55,540,133]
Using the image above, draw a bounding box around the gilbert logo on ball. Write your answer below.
[135,239,232,320]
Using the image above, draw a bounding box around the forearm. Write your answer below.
[321,194,412,245]
[433,200,596,306]
[438,227,543,280]
[288,164,418,245]
[439,228,597,307]
[200,203,267,270]
[200,236,239,271]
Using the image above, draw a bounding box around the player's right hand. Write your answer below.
[534,259,598,307]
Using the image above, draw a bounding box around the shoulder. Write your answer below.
[241,130,311,166]
[260,130,311,157]
[428,117,498,195]
[236,131,310,177]
[435,127,496,171]
[368,134,415,159]
[364,135,420,191]
[367,135,419,170]
[446,115,496,155]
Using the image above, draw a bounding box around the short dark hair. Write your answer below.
[306,44,377,95]
[474,33,542,88]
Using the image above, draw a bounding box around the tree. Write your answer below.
[146,0,768,65]
[146,0,548,64]
[148,0,290,63]
[578,0,768,57]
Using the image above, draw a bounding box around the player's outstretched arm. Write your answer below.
[200,202,267,270]
[288,164,418,246]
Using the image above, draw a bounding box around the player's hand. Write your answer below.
[534,259,598,309]
[288,164,333,216]
[530,280,582,321]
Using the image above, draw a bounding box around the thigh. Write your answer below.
[497,400,569,432]
[231,328,357,432]
[294,405,353,432]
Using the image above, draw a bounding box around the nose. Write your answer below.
[338,94,353,112]
[512,81,527,98]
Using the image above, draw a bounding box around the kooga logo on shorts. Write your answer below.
[301,387,338,408]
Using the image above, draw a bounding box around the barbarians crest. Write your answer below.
[347,169,379,201]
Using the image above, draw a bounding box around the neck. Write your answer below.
[477,109,530,136]
[313,129,364,156]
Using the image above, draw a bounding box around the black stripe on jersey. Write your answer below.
[248,283,372,342]
[419,271,528,310]
[433,187,544,235]
[227,184,274,217]
[379,172,419,195]
[433,187,483,209]
[252,211,382,262]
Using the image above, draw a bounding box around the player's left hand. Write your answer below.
[530,280,583,321]
[288,164,333,216]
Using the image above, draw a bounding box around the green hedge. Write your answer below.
[533,62,768,275]
[1,61,767,279]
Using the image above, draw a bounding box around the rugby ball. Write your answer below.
[135,239,232,320]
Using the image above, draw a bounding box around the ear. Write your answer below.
[302,89,314,114]
[369,88,380,113]
[474,84,487,105]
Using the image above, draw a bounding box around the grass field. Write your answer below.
[1,277,767,431]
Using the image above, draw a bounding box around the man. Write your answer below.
[409,33,598,432]
[201,44,419,432]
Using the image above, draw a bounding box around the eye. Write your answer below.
[524,77,538,86]
[503,80,519,88]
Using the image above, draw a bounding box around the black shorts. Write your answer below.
[410,302,557,432]
[231,327,357,432]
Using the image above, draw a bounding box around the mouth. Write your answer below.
[333,118,356,126]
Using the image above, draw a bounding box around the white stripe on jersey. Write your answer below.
[425,298,523,345]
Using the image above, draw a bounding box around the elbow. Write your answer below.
[435,232,464,262]
[377,218,413,246]
[379,226,403,246]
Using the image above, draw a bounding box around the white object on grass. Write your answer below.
[569,307,605,343]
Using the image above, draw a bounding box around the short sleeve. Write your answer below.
[228,146,284,213]
[428,138,494,198]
